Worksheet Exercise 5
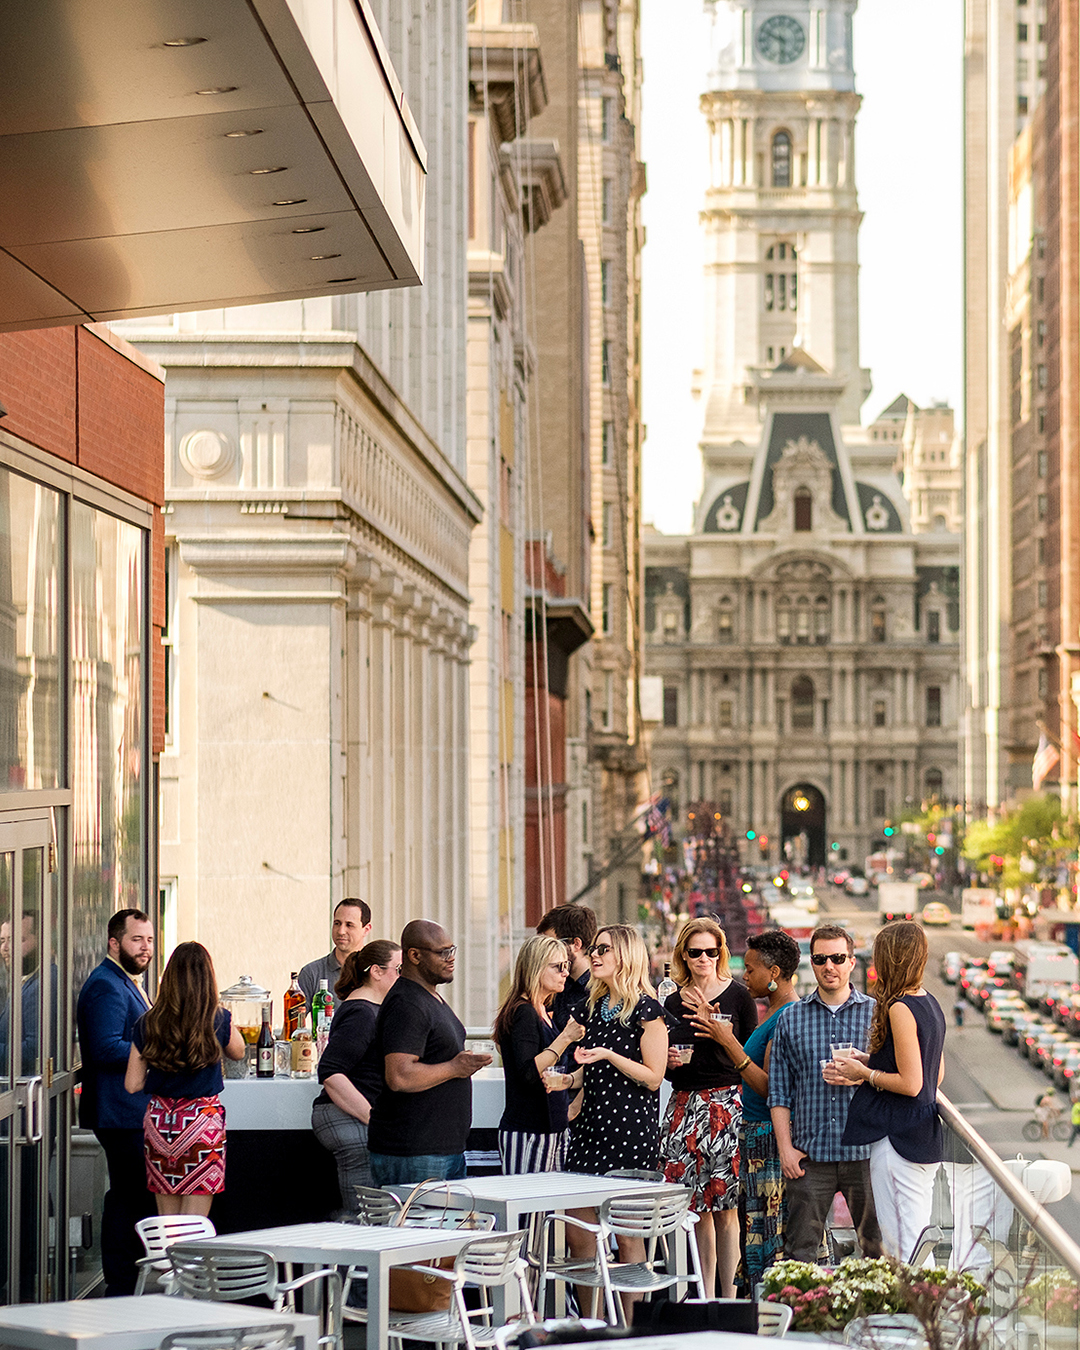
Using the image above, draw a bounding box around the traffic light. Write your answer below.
[746,828,756,841]
[927,832,936,844]
[883,823,895,837]
[935,845,945,856]
[830,841,840,851]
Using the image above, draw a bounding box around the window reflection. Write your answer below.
[0,470,61,790]
[71,505,144,996]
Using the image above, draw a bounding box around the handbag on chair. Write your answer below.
[386,1179,480,1314]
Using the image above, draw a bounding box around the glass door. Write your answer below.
[0,811,56,1303]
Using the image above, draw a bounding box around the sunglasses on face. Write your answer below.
[811,952,850,966]
[548,962,570,974]
[415,945,457,959]
[686,947,720,960]
[589,943,613,957]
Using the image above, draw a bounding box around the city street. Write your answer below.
[814,884,1080,1241]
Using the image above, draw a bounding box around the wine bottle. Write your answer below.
[283,972,305,1038]
[657,962,677,1002]
[290,1008,315,1078]
[313,978,335,1055]
[256,1004,275,1078]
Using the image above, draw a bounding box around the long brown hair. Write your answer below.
[493,935,567,1044]
[869,921,928,1053]
[336,940,401,999]
[140,942,223,1073]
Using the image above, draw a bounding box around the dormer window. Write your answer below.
[794,488,812,531]
[772,131,792,187]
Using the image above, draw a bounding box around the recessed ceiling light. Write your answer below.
[273,198,307,207]
[250,166,287,175]
[328,277,358,284]
[292,226,324,234]
[225,129,263,138]
[195,86,237,95]
[164,37,207,46]
[309,254,341,261]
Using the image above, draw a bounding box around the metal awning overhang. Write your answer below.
[524,591,594,656]
[0,0,426,332]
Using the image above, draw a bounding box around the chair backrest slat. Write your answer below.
[137,1216,216,1259]
[456,1231,529,1285]
[168,1244,278,1303]
[601,1191,690,1240]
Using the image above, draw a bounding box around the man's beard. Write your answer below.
[118,949,148,976]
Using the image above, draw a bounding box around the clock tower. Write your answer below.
[695,0,870,454]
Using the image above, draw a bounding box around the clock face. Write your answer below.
[756,15,806,64]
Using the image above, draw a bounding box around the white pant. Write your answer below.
[869,1136,939,1263]
[940,1160,1013,1271]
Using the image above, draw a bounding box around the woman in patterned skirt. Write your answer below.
[125,942,245,1215]
[704,929,801,1294]
[660,917,758,1298]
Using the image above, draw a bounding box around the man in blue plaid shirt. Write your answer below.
[769,925,882,1260]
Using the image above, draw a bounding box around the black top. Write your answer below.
[132,1009,232,1100]
[663,981,759,1091]
[842,992,946,1163]
[314,998,383,1109]
[497,1002,570,1134]
[551,970,590,1031]
[368,978,471,1157]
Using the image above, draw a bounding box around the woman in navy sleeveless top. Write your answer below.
[828,922,945,1261]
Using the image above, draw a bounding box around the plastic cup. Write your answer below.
[711,1012,732,1025]
[830,1043,854,1059]
[471,1039,496,1059]
[674,1045,694,1065]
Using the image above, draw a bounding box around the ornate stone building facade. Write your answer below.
[114,0,482,1008]
[644,0,961,867]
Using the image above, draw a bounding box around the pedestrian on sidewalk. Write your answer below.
[1069,1098,1080,1148]
[953,998,965,1028]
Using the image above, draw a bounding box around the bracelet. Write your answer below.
[735,1055,752,1073]
[870,1070,882,1091]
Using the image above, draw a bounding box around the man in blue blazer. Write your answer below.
[76,908,155,1295]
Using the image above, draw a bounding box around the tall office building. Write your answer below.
[644,0,961,866]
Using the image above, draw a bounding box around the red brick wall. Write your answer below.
[0,324,165,755]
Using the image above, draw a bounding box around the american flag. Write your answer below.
[644,797,671,847]
[1033,733,1060,791]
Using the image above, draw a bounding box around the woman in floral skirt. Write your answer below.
[661,917,758,1298]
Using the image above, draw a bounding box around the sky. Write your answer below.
[639,0,965,535]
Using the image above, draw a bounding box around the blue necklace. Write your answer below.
[599,994,623,1023]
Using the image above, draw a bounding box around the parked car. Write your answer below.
[1025,1029,1068,1063]
[921,901,952,927]
[911,872,935,890]
[1004,1013,1040,1046]
[1059,1054,1080,1091]
[940,951,965,984]
[986,1003,1026,1034]
[1036,1034,1075,1073]
[829,869,851,887]
[967,972,991,1006]
[959,959,988,991]
[790,882,819,913]
[845,875,870,897]
[987,949,1016,977]
[1049,1043,1080,1082]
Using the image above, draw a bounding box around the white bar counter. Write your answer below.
[220,1067,507,1131]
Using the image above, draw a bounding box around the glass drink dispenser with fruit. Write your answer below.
[219,975,272,1078]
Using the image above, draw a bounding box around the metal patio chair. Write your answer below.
[135,1215,217,1295]
[167,1243,342,1350]
[159,1326,299,1350]
[537,1189,705,1326]
[385,1229,537,1350]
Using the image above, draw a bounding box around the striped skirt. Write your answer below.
[498,1128,567,1175]
[144,1095,226,1195]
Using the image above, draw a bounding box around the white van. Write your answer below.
[1012,940,1080,1004]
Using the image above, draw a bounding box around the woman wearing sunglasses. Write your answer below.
[659,917,758,1298]
[826,921,945,1261]
[493,935,585,1173]
[311,940,401,1207]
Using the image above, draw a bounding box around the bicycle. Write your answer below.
[1021,1116,1070,1142]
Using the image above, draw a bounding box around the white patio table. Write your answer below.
[0,1294,320,1350]
[388,1172,691,1317]
[199,1221,483,1350]
[553,1334,763,1350]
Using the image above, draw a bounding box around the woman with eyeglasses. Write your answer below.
[493,935,586,1173]
[699,929,800,1294]
[659,917,758,1298]
[827,921,945,1262]
[310,939,401,1208]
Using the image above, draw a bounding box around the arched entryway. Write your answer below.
[780,783,827,869]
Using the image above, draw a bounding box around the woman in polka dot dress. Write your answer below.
[565,924,668,1174]
[562,925,668,1314]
